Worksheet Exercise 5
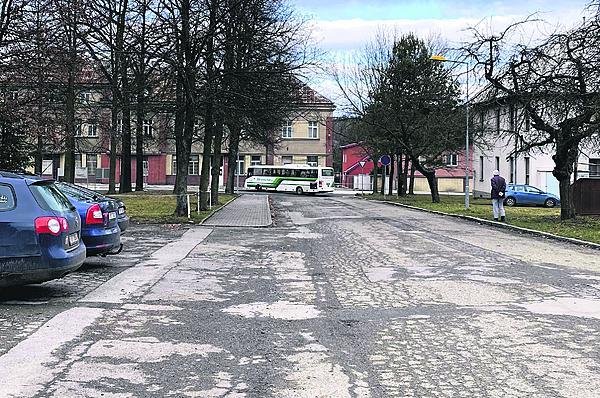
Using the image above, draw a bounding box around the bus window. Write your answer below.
[321,168,334,177]
[263,169,271,176]
[248,168,255,177]
[308,169,317,178]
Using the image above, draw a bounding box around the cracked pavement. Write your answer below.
[0,194,599,397]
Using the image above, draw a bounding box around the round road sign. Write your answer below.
[379,155,391,166]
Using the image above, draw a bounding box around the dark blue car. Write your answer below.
[504,184,561,208]
[56,182,129,233]
[56,182,122,256]
[0,172,86,287]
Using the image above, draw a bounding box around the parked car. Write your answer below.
[55,182,122,256]
[504,184,561,207]
[0,171,86,287]
[56,182,129,233]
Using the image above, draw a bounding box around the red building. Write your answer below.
[340,143,473,193]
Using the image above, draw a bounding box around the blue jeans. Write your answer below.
[492,198,505,219]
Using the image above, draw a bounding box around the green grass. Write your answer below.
[367,194,600,244]
[111,192,237,224]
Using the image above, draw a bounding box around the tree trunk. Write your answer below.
[396,153,403,197]
[135,88,145,191]
[64,67,76,183]
[403,155,410,195]
[35,134,43,174]
[210,115,224,205]
[409,163,415,195]
[199,106,214,211]
[173,73,190,217]
[226,124,240,194]
[553,137,578,220]
[119,63,132,193]
[388,156,394,196]
[372,159,378,194]
[424,170,440,203]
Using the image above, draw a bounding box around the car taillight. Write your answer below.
[35,217,68,236]
[86,203,104,224]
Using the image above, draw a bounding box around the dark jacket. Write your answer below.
[491,175,506,199]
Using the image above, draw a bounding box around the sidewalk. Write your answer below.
[202,194,272,227]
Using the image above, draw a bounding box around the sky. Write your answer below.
[294,0,594,111]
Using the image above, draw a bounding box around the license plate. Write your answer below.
[68,233,79,246]
[108,212,117,220]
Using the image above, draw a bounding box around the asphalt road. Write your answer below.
[1,194,599,398]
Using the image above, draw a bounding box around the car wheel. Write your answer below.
[544,198,556,208]
[505,197,516,207]
[296,186,304,195]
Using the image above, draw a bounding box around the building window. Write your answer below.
[75,154,82,168]
[281,121,293,138]
[306,155,318,167]
[445,153,458,167]
[86,154,97,176]
[479,156,484,182]
[75,124,82,137]
[525,157,530,184]
[116,118,123,134]
[495,156,500,172]
[79,92,92,102]
[282,155,293,165]
[250,155,261,166]
[143,119,153,137]
[87,122,98,137]
[590,159,600,177]
[236,155,245,175]
[308,121,318,139]
[509,156,514,183]
[188,154,199,175]
[143,158,149,177]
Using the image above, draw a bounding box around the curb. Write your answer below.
[199,195,240,225]
[371,199,600,251]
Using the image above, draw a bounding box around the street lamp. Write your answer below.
[431,54,470,210]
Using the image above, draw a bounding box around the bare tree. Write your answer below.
[466,12,600,219]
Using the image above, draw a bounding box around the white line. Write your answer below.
[80,227,213,304]
[0,307,104,398]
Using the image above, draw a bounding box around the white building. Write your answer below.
[472,104,600,198]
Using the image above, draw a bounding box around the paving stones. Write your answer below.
[203,194,272,227]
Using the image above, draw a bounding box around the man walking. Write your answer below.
[491,170,506,222]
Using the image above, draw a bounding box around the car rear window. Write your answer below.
[29,182,74,212]
[0,184,16,211]
[321,168,334,177]
[56,183,93,202]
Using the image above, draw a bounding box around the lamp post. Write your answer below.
[431,55,470,209]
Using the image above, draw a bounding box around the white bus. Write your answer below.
[244,164,334,194]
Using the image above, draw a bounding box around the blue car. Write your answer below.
[56,182,122,256]
[0,172,86,287]
[504,184,561,208]
[56,182,129,233]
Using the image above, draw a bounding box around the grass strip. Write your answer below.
[111,192,238,224]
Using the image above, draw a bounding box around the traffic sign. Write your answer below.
[379,155,391,166]
[358,161,366,168]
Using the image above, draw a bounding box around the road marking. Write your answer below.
[0,307,104,397]
[80,227,213,304]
